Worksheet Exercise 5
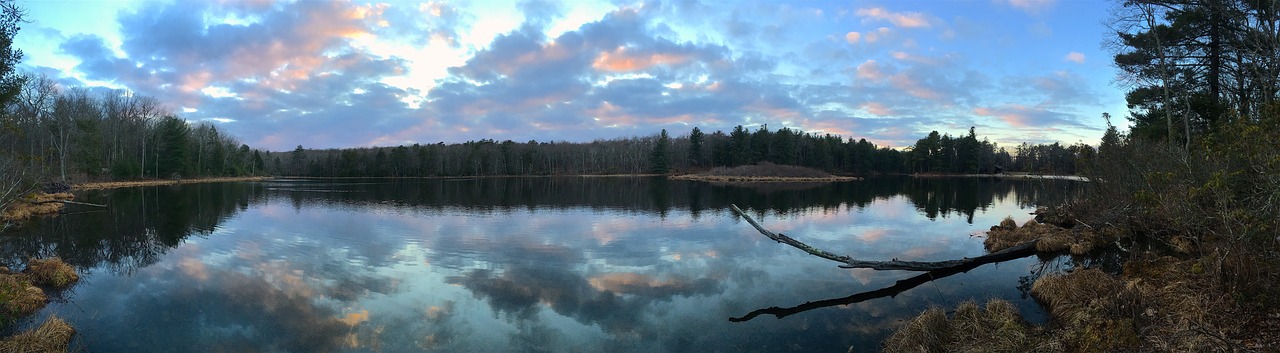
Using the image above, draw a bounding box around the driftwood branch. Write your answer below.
[35,200,107,208]
[729,241,1037,321]
[729,204,1039,271]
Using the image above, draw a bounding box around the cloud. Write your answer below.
[855,60,887,81]
[855,7,931,28]
[996,0,1057,14]
[844,31,861,43]
[32,0,1112,151]
[447,266,720,332]
[861,102,895,116]
[1064,51,1085,63]
[54,1,428,150]
[973,104,1089,130]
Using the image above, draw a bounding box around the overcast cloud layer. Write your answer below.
[16,0,1122,151]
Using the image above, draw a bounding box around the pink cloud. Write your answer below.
[1064,51,1085,63]
[844,31,861,43]
[591,47,691,72]
[889,73,941,100]
[974,105,1045,128]
[855,7,931,28]
[861,102,895,116]
[996,0,1056,14]
[855,60,886,81]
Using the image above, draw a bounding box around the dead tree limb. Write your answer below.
[730,204,1039,271]
[34,200,107,208]
[729,240,1037,321]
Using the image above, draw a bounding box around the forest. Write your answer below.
[269,124,1090,178]
[0,81,1091,183]
[0,0,1279,350]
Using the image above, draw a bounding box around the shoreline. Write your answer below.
[911,173,1090,181]
[668,175,860,183]
[72,176,273,191]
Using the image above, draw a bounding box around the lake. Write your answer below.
[2,176,1082,352]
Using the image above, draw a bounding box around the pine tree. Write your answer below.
[688,127,703,167]
[650,129,671,174]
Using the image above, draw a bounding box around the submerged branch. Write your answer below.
[729,204,1039,271]
[729,243,1037,322]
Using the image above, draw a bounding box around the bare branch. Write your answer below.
[730,204,1040,271]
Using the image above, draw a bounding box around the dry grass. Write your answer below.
[1030,268,1151,352]
[23,258,79,288]
[0,315,75,353]
[1120,254,1269,351]
[72,176,270,190]
[0,273,46,322]
[884,299,1053,353]
[889,255,1277,352]
[0,258,80,326]
[983,216,1120,255]
[671,162,859,183]
[0,193,73,222]
[669,174,859,182]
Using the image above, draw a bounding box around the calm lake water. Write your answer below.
[3,176,1081,352]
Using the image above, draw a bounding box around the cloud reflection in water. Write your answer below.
[5,177,1078,352]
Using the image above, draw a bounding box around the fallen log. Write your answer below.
[729,204,1039,271]
[729,240,1038,321]
[34,200,107,208]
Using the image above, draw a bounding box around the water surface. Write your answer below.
[2,176,1079,352]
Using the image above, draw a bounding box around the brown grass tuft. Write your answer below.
[1030,268,1140,352]
[0,315,76,353]
[883,307,949,353]
[985,216,1116,255]
[72,176,270,190]
[670,162,859,183]
[884,299,1048,353]
[0,273,47,322]
[24,258,79,288]
[0,192,74,222]
[998,216,1017,229]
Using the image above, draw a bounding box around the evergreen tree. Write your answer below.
[650,129,671,174]
[688,126,704,167]
[155,116,190,178]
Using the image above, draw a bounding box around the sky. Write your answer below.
[15,0,1127,151]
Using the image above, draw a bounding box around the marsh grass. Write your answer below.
[0,315,75,353]
[0,192,72,222]
[23,258,78,288]
[983,217,1120,256]
[883,299,1053,353]
[0,258,78,323]
[1031,269,1141,352]
[670,162,859,182]
[72,176,270,190]
[0,273,45,324]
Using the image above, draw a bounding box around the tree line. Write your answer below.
[267,124,1090,178]
[2,73,266,182]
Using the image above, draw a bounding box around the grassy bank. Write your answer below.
[670,162,859,182]
[72,176,272,190]
[886,113,1280,351]
[0,193,73,223]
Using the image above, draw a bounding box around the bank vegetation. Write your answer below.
[887,0,1280,349]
